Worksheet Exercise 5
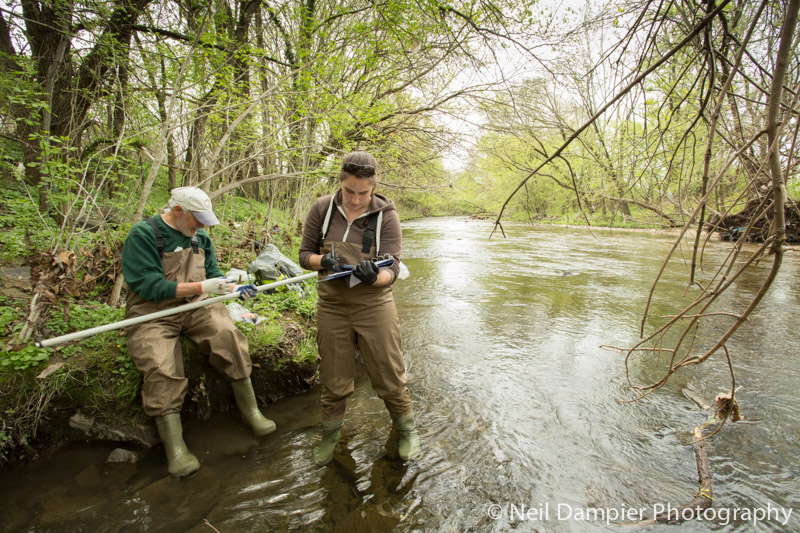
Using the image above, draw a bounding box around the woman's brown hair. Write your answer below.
[339,151,378,186]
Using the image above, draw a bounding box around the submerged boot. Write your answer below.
[314,419,344,466]
[155,413,200,477]
[231,378,276,437]
[394,413,421,461]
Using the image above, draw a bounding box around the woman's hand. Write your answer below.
[320,251,343,272]
[353,260,379,285]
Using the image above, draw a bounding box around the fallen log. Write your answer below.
[653,424,713,524]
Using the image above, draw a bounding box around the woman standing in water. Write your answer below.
[299,150,419,466]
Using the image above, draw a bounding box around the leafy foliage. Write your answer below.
[0,345,52,371]
[258,282,318,319]
[0,0,796,466]
[44,303,126,354]
[0,297,18,333]
[0,184,58,264]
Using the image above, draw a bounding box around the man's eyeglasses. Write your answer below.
[342,162,376,176]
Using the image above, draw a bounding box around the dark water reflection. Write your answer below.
[2,217,798,532]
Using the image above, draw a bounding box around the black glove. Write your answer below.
[320,251,342,272]
[353,260,379,285]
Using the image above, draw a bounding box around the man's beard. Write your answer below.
[175,212,198,237]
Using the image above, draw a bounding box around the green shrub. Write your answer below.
[0,184,58,264]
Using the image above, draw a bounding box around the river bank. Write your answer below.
[472,216,800,252]
[0,267,320,466]
[527,221,800,253]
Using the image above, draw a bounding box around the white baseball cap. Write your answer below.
[168,187,220,226]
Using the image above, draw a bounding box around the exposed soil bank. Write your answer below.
[1,317,318,467]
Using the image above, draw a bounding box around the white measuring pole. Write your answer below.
[35,272,319,348]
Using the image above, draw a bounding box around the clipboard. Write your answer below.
[321,257,395,282]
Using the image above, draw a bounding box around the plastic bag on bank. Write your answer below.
[247,244,307,295]
[226,301,263,325]
[225,268,253,283]
[397,260,410,280]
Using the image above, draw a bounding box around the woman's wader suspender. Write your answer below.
[319,197,380,255]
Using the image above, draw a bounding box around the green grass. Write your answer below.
[293,335,318,366]
[242,319,285,351]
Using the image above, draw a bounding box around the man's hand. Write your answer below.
[235,284,258,301]
[353,260,379,285]
[201,277,235,295]
[321,251,343,272]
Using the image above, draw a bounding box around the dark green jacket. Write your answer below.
[121,216,224,303]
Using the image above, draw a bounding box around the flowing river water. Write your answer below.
[2,217,799,532]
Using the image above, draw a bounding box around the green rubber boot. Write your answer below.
[155,413,200,477]
[314,419,344,466]
[395,413,421,461]
[231,378,276,437]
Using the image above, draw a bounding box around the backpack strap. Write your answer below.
[319,195,336,241]
[374,211,383,255]
[146,216,165,258]
[147,215,200,256]
[362,212,379,254]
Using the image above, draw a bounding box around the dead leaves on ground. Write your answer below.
[29,245,119,301]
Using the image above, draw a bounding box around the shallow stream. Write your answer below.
[2,217,799,532]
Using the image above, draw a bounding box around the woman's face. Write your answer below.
[340,175,374,213]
